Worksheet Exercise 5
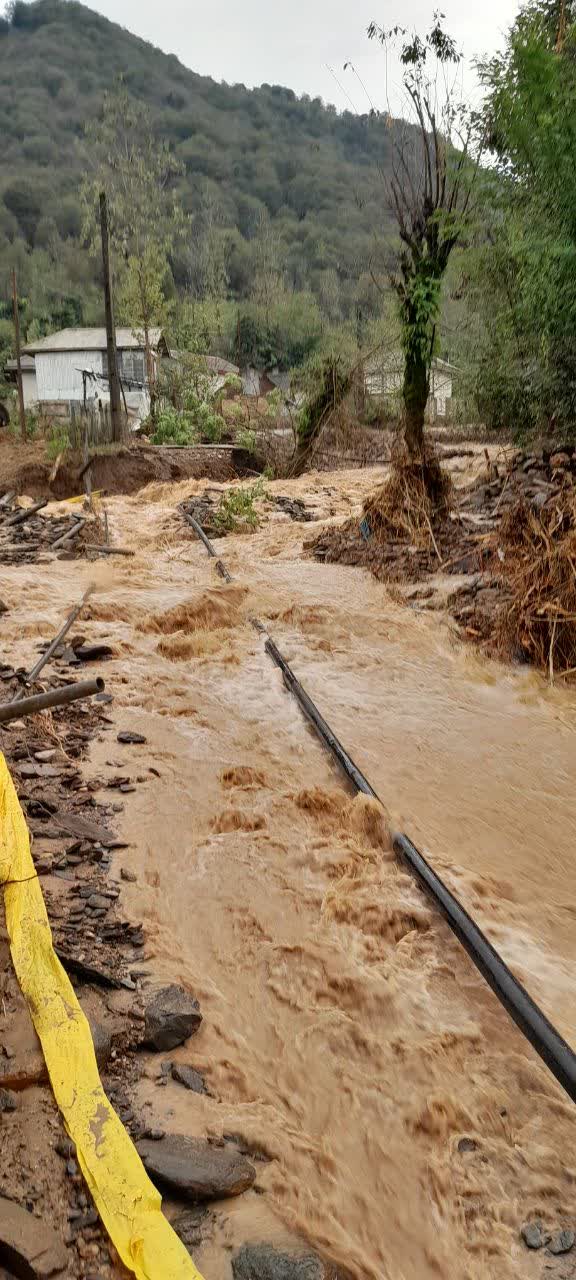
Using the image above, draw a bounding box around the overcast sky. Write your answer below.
[84,0,521,113]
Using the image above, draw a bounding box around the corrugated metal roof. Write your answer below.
[23,328,163,354]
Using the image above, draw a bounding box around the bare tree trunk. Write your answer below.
[403,349,429,457]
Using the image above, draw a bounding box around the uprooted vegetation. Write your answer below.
[494,491,576,676]
[311,445,576,679]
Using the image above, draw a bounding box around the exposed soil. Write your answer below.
[0,437,246,501]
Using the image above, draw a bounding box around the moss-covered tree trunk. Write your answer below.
[402,347,429,457]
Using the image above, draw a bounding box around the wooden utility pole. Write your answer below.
[99,191,123,442]
[11,269,26,441]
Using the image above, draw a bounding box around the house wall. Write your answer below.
[430,369,452,417]
[21,369,38,408]
[35,351,104,403]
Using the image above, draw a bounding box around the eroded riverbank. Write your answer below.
[2,462,576,1280]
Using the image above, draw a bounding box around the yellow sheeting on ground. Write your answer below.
[0,754,204,1280]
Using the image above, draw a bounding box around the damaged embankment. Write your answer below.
[0,598,272,1279]
[180,499,576,1107]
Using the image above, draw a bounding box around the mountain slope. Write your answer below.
[0,0,396,333]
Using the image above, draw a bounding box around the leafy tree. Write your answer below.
[80,83,185,394]
[368,16,479,457]
[469,0,576,435]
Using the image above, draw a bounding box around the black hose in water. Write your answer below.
[266,636,576,1105]
[183,504,576,1104]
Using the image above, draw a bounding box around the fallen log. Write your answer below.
[51,518,86,549]
[84,542,135,557]
[5,499,48,526]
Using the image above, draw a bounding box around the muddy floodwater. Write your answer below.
[3,462,576,1280]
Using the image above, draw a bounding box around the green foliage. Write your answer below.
[237,293,323,370]
[469,1,576,435]
[0,0,402,338]
[234,426,257,453]
[213,481,265,533]
[46,420,70,458]
[150,406,195,446]
[294,349,353,453]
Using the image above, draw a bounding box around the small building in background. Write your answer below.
[21,327,169,419]
[365,352,457,419]
[4,354,38,408]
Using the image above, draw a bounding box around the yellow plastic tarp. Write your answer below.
[0,753,204,1280]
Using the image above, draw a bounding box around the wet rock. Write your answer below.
[143,985,202,1051]
[56,1138,75,1159]
[548,1229,575,1255]
[172,1207,210,1252]
[138,1135,255,1200]
[521,1220,545,1250]
[231,1244,330,1280]
[0,1089,16,1113]
[0,1193,69,1277]
[86,894,110,911]
[117,731,147,745]
[74,644,114,663]
[120,867,137,882]
[171,1063,207,1094]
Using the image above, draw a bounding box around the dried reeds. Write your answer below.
[363,449,453,554]
[495,491,576,678]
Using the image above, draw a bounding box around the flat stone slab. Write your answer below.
[138,1135,255,1201]
[0,1194,68,1277]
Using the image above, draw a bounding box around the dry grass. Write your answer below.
[364,448,453,554]
[495,491,576,678]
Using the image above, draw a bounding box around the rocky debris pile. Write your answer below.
[0,495,104,566]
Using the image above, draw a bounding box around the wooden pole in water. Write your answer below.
[99,191,123,443]
[11,269,26,442]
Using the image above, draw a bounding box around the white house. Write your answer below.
[21,327,169,417]
[366,353,456,418]
[4,354,38,408]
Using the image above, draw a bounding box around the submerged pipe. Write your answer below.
[267,636,576,1104]
[183,505,576,1105]
[13,594,90,701]
[0,678,104,724]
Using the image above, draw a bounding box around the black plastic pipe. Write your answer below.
[266,637,576,1104]
[0,678,105,723]
[182,505,576,1104]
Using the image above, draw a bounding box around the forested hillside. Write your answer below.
[0,0,397,345]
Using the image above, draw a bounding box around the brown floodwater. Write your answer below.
[3,460,576,1280]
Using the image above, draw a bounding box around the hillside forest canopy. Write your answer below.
[0,0,576,440]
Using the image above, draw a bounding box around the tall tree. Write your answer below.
[80,84,184,400]
[469,0,576,434]
[368,16,479,457]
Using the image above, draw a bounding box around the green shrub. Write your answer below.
[151,407,196,445]
[214,480,265,533]
[234,427,257,453]
[46,422,70,459]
